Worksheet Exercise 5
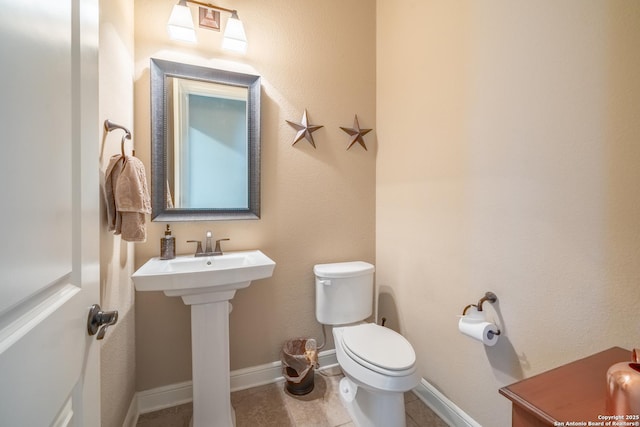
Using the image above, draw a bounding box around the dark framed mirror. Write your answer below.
[150,58,261,221]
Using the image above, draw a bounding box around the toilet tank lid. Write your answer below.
[314,261,375,278]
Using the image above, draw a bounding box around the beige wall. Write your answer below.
[377,1,640,425]
[99,0,136,425]
[133,0,376,390]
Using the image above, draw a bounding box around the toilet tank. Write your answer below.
[314,261,375,325]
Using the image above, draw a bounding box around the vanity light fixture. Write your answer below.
[221,10,247,53]
[167,0,248,53]
[167,0,197,43]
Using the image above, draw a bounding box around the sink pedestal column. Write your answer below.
[178,288,242,427]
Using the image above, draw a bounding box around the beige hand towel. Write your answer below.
[105,154,125,234]
[104,154,151,242]
[116,156,151,242]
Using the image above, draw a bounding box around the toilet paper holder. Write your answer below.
[461,292,501,335]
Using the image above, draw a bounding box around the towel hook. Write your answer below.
[104,119,131,139]
[104,119,133,157]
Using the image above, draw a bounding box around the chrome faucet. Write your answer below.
[187,231,230,257]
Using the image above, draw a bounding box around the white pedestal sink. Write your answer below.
[132,250,276,427]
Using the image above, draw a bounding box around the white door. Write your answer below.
[0,0,101,425]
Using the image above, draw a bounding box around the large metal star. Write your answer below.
[340,115,372,150]
[286,109,323,148]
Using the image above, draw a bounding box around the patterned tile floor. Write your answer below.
[137,368,448,427]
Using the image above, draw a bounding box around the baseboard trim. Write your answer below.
[136,380,194,415]
[412,378,481,427]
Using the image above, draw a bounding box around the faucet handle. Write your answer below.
[187,240,203,256]
[214,238,230,255]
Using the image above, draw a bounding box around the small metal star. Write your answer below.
[340,115,372,150]
[286,109,324,148]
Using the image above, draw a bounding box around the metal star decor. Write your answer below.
[286,109,323,148]
[340,115,372,150]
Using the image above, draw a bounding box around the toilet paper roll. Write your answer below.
[458,316,499,346]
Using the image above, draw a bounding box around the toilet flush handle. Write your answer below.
[319,279,332,286]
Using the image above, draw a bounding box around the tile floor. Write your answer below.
[136,368,448,427]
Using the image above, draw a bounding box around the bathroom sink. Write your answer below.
[132,250,276,298]
[131,249,276,426]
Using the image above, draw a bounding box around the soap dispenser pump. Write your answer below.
[160,224,175,260]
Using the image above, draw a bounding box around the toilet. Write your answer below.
[314,261,419,427]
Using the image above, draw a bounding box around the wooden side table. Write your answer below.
[499,347,631,427]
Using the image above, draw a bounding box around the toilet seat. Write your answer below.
[341,323,416,377]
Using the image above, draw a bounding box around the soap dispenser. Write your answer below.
[160,224,175,260]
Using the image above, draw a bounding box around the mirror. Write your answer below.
[150,58,261,221]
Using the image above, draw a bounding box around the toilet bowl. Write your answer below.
[314,262,419,427]
[333,324,419,427]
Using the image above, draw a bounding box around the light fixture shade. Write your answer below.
[167,3,197,43]
[222,12,247,53]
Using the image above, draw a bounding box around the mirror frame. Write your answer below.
[150,58,261,221]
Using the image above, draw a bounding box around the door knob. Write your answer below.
[87,304,118,340]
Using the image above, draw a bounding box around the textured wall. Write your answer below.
[99,0,136,425]
[376,1,640,425]
[133,0,376,390]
